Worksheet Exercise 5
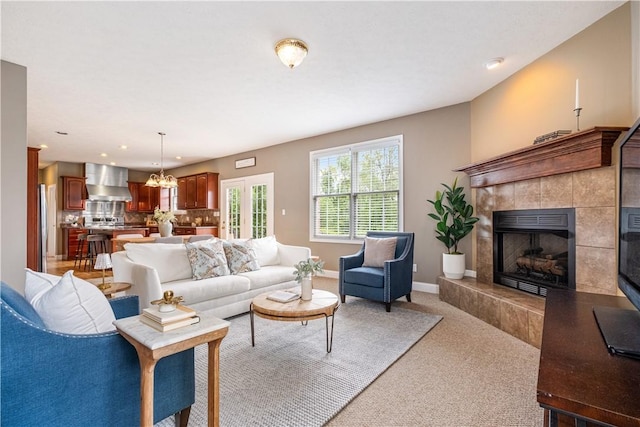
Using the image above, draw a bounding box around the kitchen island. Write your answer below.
[61,225,150,259]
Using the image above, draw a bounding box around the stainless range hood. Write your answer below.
[84,163,132,202]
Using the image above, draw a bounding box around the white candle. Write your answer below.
[575,79,580,109]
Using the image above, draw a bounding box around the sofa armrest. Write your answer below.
[276,242,312,267]
[131,264,164,311]
[109,295,139,319]
[112,251,134,284]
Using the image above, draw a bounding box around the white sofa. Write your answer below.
[112,237,311,319]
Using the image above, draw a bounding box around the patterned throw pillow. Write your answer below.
[185,240,230,280]
[223,241,260,274]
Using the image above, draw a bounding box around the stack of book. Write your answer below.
[140,305,200,332]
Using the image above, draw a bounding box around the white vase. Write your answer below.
[301,277,313,301]
[158,221,173,237]
[442,253,466,279]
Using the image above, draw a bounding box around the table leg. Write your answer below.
[250,303,255,347]
[139,357,158,427]
[207,339,222,427]
[325,314,335,353]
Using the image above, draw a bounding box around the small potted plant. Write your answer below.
[427,177,479,279]
[154,207,176,237]
[293,258,324,300]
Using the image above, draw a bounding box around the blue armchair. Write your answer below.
[0,282,194,427]
[339,231,415,312]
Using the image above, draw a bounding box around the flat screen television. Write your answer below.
[593,116,640,359]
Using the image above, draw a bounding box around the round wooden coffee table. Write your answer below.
[250,289,339,353]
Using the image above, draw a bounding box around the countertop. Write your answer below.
[61,225,149,231]
[61,223,217,230]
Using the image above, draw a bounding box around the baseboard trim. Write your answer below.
[412,281,439,294]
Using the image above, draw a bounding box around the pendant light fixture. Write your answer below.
[145,132,178,188]
[275,38,308,69]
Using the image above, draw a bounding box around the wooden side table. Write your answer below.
[99,281,131,298]
[114,311,230,427]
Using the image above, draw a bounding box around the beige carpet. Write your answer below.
[313,277,544,427]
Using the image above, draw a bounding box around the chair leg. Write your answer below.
[385,302,391,312]
[340,294,345,303]
[406,293,412,303]
[175,406,191,427]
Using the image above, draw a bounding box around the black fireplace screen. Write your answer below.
[493,209,575,297]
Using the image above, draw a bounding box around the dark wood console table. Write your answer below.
[537,290,640,427]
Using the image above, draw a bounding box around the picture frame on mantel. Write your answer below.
[235,157,256,169]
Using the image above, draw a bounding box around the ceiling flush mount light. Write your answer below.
[275,38,308,69]
[485,57,504,70]
[146,132,178,188]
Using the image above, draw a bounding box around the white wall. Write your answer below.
[1,61,28,291]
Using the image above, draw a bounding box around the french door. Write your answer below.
[219,173,274,240]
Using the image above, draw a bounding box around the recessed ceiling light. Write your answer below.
[176,156,182,160]
[55,131,68,135]
[39,144,48,149]
[119,145,128,150]
[100,153,107,157]
[485,57,504,70]
[110,162,116,166]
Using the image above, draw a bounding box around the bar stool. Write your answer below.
[73,233,87,269]
[84,234,108,271]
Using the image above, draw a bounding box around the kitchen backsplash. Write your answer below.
[60,209,220,227]
[124,209,219,226]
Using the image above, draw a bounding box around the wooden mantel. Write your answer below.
[456,127,628,188]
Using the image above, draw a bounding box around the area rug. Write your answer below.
[156,298,442,427]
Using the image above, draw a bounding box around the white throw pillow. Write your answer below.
[250,235,280,266]
[24,268,60,302]
[362,236,398,268]
[28,271,116,334]
[124,242,192,283]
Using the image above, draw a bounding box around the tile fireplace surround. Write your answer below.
[439,127,627,348]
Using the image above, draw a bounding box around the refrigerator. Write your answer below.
[38,183,47,272]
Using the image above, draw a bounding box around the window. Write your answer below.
[310,135,402,241]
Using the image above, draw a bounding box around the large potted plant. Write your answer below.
[427,177,479,279]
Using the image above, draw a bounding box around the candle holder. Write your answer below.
[574,107,582,132]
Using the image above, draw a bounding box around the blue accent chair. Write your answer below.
[0,282,195,427]
[339,231,415,312]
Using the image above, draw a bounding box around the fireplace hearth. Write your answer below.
[493,209,575,296]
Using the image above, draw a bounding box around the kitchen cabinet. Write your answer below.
[137,184,155,212]
[126,182,139,212]
[126,183,170,212]
[66,228,88,261]
[173,226,218,237]
[177,172,218,210]
[62,176,86,210]
[177,178,187,210]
